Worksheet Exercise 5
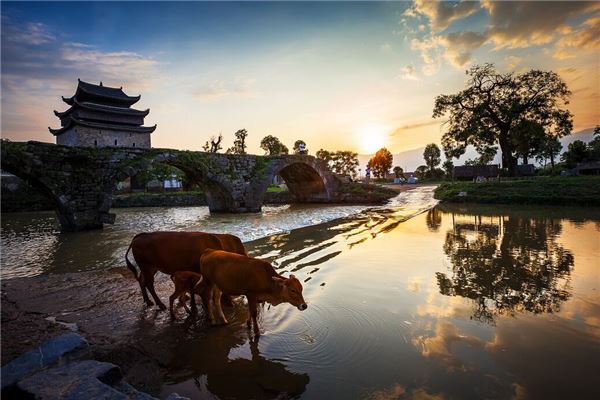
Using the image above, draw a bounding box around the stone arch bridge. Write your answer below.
[1,141,344,231]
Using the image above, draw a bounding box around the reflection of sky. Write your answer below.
[2,1,598,162]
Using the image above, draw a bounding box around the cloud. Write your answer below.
[410,0,480,32]
[482,0,599,49]
[442,31,488,67]
[406,1,600,72]
[399,65,418,80]
[553,14,600,59]
[505,55,522,70]
[192,77,256,101]
[3,20,55,45]
[392,120,440,135]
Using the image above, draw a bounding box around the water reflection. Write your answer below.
[436,204,575,323]
[162,319,309,399]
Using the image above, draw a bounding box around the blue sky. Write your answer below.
[2,1,598,168]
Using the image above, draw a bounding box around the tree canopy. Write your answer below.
[293,140,308,154]
[433,63,572,175]
[367,147,393,179]
[226,129,248,155]
[423,143,441,172]
[260,135,289,155]
[316,149,359,177]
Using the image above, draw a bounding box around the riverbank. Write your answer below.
[434,176,600,206]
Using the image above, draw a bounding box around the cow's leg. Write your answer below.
[213,287,228,324]
[137,274,153,306]
[179,294,191,313]
[203,284,217,324]
[144,272,166,310]
[189,280,198,315]
[247,295,260,336]
[169,291,179,319]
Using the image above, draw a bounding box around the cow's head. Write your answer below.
[272,274,307,311]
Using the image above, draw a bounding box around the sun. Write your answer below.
[357,125,387,154]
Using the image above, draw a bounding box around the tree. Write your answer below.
[535,136,562,168]
[316,149,358,177]
[511,120,546,164]
[561,140,589,168]
[393,166,404,178]
[367,147,393,179]
[260,135,289,155]
[332,151,359,176]
[226,129,248,155]
[423,143,441,172]
[293,140,308,154]
[433,63,572,176]
[464,147,497,166]
[415,165,428,180]
[442,160,454,179]
[202,133,223,153]
[588,125,600,161]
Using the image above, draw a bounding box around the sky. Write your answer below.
[1,1,599,168]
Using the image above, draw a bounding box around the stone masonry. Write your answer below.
[1,140,342,231]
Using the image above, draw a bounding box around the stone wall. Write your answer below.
[56,127,151,149]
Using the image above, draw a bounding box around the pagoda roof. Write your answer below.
[62,79,141,106]
[54,100,150,118]
[49,116,156,136]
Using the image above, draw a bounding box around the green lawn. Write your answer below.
[434,176,600,206]
[266,184,288,193]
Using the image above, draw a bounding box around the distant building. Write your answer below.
[453,165,500,180]
[49,79,156,148]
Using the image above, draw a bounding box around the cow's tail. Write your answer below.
[125,235,140,280]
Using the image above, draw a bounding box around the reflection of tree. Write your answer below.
[426,208,442,232]
[437,212,573,324]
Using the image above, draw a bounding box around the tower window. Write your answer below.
[94,140,97,147]
[133,142,136,147]
[114,139,118,146]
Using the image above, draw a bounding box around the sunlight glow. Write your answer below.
[357,125,388,154]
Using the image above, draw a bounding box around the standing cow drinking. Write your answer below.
[125,232,246,310]
[199,249,308,336]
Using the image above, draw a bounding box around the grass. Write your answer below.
[115,189,204,198]
[266,184,288,193]
[434,176,600,206]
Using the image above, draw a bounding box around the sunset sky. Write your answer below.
[2,1,599,167]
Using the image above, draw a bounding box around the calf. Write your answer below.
[169,271,204,318]
[199,249,308,336]
[125,232,246,309]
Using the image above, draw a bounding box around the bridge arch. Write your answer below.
[258,156,338,204]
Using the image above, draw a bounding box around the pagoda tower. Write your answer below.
[49,79,156,148]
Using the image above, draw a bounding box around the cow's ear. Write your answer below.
[290,274,296,280]
[272,276,286,285]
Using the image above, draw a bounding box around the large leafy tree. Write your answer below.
[433,63,572,175]
[561,140,589,168]
[511,120,546,164]
[393,166,404,178]
[260,135,289,155]
[316,149,358,176]
[535,136,562,168]
[423,143,441,172]
[226,129,248,155]
[367,147,393,179]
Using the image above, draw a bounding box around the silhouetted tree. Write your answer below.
[415,165,428,180]
[511,120,546,164]
[367,148,393,179]
[226,129,248,154]
[260,135,289,155]
[442,160,454,179]
[423,143,441,172]
[433,63,572,175]
[203,133,223,153]
[316,149,358,176]
[561,140,589,168]
[535,135,562,168]
[393,166,404,178]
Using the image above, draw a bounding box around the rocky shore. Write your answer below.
[1,268,198,396]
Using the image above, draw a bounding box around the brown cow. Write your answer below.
[125,232,246,310]
[169,271,205,318]
[198,249,308,336]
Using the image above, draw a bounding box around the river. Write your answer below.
[2,187,599,399]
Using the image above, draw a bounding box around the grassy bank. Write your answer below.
[434,176,600,206]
